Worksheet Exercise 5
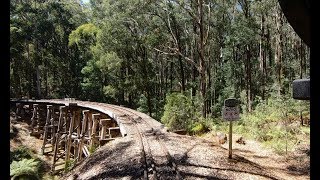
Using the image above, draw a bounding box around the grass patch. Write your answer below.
[64,159,76,172]
[203,96,310,155]
[89,144,99,154]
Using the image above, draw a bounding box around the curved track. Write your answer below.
[10,99,307,180]
[107,104,182,179]
[10,99,181,179]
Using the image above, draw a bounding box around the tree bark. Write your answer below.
[36,65,41,99]
[259,14,266,100]
[170,62,173,91]
[275,5,283,96]
[246,45,252,112]
[191,11,197,98]
[198,0,207,118]
[170,14,186,92]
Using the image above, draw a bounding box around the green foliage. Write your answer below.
[10,0,310,140]
[89,144,98,154]
[10,146,49,179]
[64,159,76,172]
[10,158,40,180]
[161,93,195,131]
[231,94,309,154]
[69,23,98,47]
[95,51,122,74]
[10,124,19,139]
[10,146,33,163]
[137,94,149,114]
[103,85,117,99]
[191,119,211,135]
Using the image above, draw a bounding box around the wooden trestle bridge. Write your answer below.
[10,98,171,178]
[10,99,298,180]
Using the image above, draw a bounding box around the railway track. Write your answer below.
[107,104,182,179]
[10,99,181,179]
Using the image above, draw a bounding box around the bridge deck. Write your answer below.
[10,99,166,137]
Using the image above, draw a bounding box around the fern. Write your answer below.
[64,159,76,172]
[10,146,33,163]
[10,159,40,180]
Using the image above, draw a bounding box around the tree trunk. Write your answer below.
[160,55,164,98]
[198,0,206,118]
[267,26,272,72]
[178,53,185,92]
[165,63,168,92]
[170,62,173,91]
[146,91,152,117]
[300,39,306,78]
[191,12,197,98]
[259,14,266,100]
[299,38,306,126]
[207,56,212,115]
[246,45,252,112]
[171,14,186,93]
[275,6,283,96]
[36,65,41,99]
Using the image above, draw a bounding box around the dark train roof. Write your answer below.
[278,0,311,47]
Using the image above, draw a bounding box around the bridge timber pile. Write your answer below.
[10,99,309,180]
[10,99,182,179]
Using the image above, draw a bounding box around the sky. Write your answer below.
[81,0,90,4]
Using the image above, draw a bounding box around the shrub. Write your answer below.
[89,144,98,154]
[232,94,309,154]
[161,93,194,131]
[191,121,211,135]
[10,125,18,139]
[10,146,33,163]
[64,159,76,172]
[10,158,40,180]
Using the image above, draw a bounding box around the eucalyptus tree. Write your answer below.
[10,0,88,99]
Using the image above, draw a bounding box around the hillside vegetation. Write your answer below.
[10,0,310,173]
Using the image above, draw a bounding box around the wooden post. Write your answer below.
[90,114,100,147]
[41,105,52,154]
[51,106,65,173]
[78,110,90,161]
[30,104,39,131]
[87,111,93,140]
[228,121,233,159]
[99,119,112,140]
[73,109,80,160]
[15,103,22,120]
[38,104,47,130]
[65,107,76,169]
[51,107,58,151]
[223,98,239,159]
[64,109,70,134]
[100,119,107,140]
[75,109,81,138]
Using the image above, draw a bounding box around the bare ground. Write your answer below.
[62,132,309,180]
[10,113,309,180]
[10,113,60,179]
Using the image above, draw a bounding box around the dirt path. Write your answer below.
[10,114,309,180]
[62,131,309,180]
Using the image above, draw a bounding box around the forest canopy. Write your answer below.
[10,0,310,121]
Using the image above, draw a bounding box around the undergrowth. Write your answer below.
[214,95,310,154]
[10,146,45,180]
[161,92,309,155]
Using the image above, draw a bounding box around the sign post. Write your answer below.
[229,120,232,159]
[222,98,240,159]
